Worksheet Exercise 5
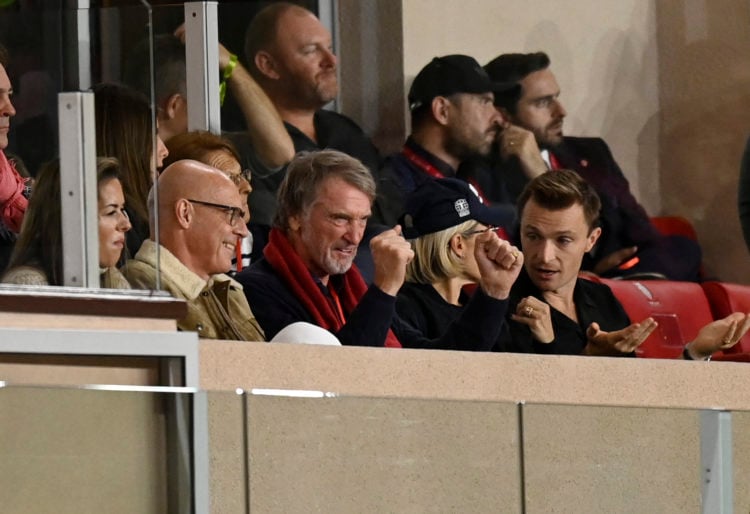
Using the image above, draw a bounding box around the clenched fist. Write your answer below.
[370,225,415,296]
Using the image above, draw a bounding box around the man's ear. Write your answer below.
[431,96,452,126]
[254,51,279,80]
[162,93,184,121]
[288,214,302,232]
[175,199,192,229]
[585,226,602,252]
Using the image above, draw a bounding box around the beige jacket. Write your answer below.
[123,240,265,341]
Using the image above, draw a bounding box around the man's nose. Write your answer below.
[554,99,566,118]
[321,47,337,68]
[234,220,249,238]
[344,221,365,245]
[493,106,506,125]
[540,240,556,262]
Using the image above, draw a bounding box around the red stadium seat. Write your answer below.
[701,281,750,357]
[651,216,698,241]
[599,279,714,359]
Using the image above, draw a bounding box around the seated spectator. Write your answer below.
[508,169,749,358]
[163,131,253,271]
[122,159,265,340]
[3,157,131,288]
[374,54,516,229]
[0,43,29,274]
[239,2,382,265]
[461,51,702,281]
[396,178,510,347]
[236,150,523,350]
[93,82,169,258]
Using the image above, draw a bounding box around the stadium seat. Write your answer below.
[600,278,714,359]
[651,216,698,241]
[650,215,709,280]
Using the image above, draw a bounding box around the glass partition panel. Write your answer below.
[522,403,702,513]
[0,385,207,514]
[732,409,750,512]
[0,2,161,292]
[245,393,522,513]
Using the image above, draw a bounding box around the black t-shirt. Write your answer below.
[227,109,382,228]
[396,281,470,340]
[506,271,633,356]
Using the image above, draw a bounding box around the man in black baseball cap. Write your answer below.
[372,54,517,235]
[407,55,517,112]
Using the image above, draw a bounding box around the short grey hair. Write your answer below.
[274,150,376,231]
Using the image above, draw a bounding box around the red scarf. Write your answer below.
[264,228,402,347]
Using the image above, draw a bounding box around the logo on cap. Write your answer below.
[454,199,470,218]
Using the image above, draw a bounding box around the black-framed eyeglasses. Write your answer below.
[462,225,499,237]
[229,169,252,187]
[187,199,246,226]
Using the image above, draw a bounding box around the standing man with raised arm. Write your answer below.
[124,31,294,169]
[240,2,382,228]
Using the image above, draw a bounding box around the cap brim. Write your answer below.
[474,202,516,231]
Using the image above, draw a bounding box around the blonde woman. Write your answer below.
[397,178,511,341]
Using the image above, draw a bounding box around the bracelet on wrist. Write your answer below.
[219,53,239,106]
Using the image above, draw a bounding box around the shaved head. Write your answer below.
[153,159,248,279]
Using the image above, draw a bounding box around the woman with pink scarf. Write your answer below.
[0,44,28,273]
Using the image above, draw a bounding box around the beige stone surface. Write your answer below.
[245,394,521,514]
[207,392,247,514]
[0,387,168,514]
[0,354,161,386]
[732,410,750,512]
[0,312,176,331]
[523,404,700,513]
[201,341,750,410]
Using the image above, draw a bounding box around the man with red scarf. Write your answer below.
[236,149,523,350]
[0,44,28,273]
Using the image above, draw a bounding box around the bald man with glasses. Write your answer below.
[124,159,265,340]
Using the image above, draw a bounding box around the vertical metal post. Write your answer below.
[184,1,220,134]
[62,0,92,91]
[700,409,733,514]
[58,92,99,288]
[317,0,339,111]
[193,391,211,514]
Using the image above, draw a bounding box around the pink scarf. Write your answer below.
[0,150,28,233]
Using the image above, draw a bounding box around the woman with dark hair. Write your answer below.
[163,130,253,271]
[2,157,132,288]
[92,82,168,257]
